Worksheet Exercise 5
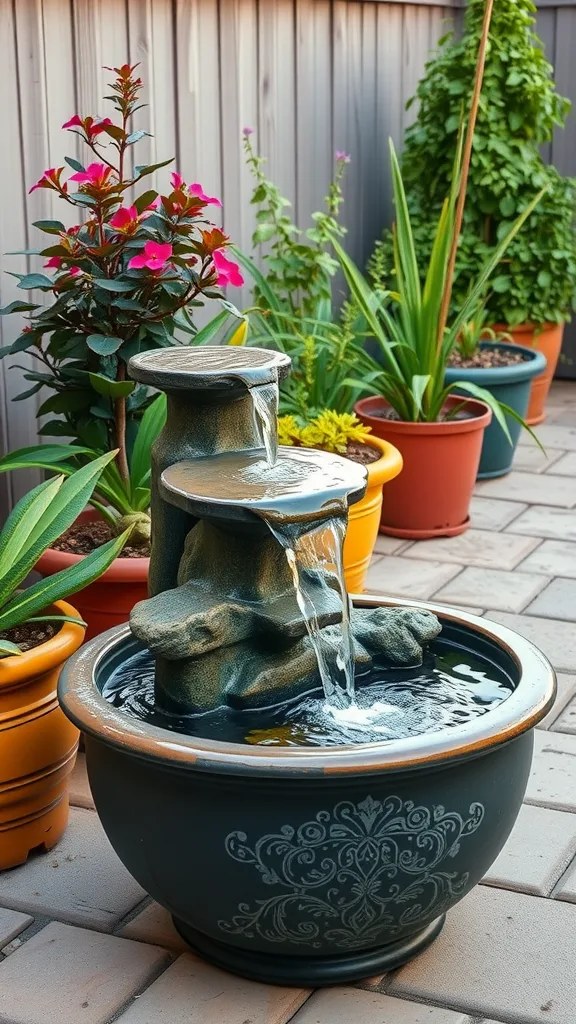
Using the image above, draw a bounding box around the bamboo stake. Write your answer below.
[436,0,495,349]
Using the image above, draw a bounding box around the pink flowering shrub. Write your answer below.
[0,63,243,482]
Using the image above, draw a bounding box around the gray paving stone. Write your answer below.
[525,729,576,812]
[551,693,576,735]
[469,495,528,530]
[432,566,549,613]
[485,611,576,673]
[115,952,310,1023]
[549,411,576,427]
[513,446,565,474]
[554,859,576,903]
[482,803,576,895]
[290,988,468,1024]
[0,921,168,1024]
[0,807,145,930]
[364,556,462,600]
[0,908,32,947]
[402,530,541,570]
[546,452,576,477]
[388,885,576,1024]
[69,752,95,810]
[507,506,576,542]
[475,471,576,508]
[120,902,189,952]
[518,422,576,451]
[373,535,412,555]
[540,675,576,729]
[525,578,576,621]
[517,539,576,578]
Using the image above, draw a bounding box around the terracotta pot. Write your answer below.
[35,510,149,641]
[344,436,403,592]
[496,322,563,426]
[355,395,491,540]
[0,602,84,870]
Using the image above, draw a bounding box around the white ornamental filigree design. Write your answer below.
[218,794,484,949]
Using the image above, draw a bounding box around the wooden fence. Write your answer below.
[0,0,574,513]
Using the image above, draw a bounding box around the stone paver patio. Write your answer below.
[1,381,576,1024]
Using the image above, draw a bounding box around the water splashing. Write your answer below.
[250,382,279,467]
[266,515,355,710]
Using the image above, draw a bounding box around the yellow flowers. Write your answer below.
[278,409,371,454]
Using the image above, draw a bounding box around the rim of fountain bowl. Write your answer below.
[58,596,556,779]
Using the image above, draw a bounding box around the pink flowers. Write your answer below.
[109,205,139,232]
[213,250,244,288]
[170,172,185,191]
[189,183,222,207]
[128,241,173,272]
[69,163,114,188]
[44,257,81,275]
[29,167,66,194]
[62,115,113,139]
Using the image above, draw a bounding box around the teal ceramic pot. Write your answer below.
[445,342,547,479]
[58,597,555,987]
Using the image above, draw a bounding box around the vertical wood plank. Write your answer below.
[359,2,379,256]
[295,0,332,235]
[127,0,177,187]
[536,7,556,165]
[401,3,431,133]
[175,0,222,215]
[0,0,43,502]
[551,7,576,175]
[257,0,297,217]
[219,0,258,266]
[376,3,404,227]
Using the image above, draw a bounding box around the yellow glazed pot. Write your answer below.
[0,602,85,870]
[344,436,403,592]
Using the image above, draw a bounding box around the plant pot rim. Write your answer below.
[36,546,149,583]
[59,596,555,778]
[355,395,491,435]
[445,341,547,385]
[360,435,404,489]
[0,598,85,688]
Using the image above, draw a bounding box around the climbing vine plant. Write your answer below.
[374,0,576,327]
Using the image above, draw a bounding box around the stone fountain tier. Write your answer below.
[131,445,441,714]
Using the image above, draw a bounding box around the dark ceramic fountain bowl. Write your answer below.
[58,597,555,986]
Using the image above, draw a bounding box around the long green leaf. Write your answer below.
[0,477,63,578]
[0,444,92,470]
[0,451,117,607]
[0,529,130,633]
[0,639,23,657]
[130,394,167,494]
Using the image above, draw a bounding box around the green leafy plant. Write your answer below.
[456,293,510,360]
[375,0,576,327]
[232,250,382,420]
[243,129,349,318]
[0,393,167,547]
[334,139,545,430]
[0,452,129,656]
[0,62,244,483]
[278,410,372,455]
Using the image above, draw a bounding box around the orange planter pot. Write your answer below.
[36,511,149,641]
[0,603,84,870]
[355,395,491,540]
[344,436,403,592]
[497,322,563,426]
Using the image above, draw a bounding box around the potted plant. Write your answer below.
[445,297,546,478]
[0,63,244,635]
[0,452,129,869]
[376,0,576,424]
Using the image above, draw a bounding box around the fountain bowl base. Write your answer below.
[172,913,445,986]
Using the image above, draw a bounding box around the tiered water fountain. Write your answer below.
[60,347,555,986]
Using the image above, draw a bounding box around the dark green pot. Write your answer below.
[58,597,555,987]
[445,342,547,479]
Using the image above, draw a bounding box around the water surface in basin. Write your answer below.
[102,642,514,747]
